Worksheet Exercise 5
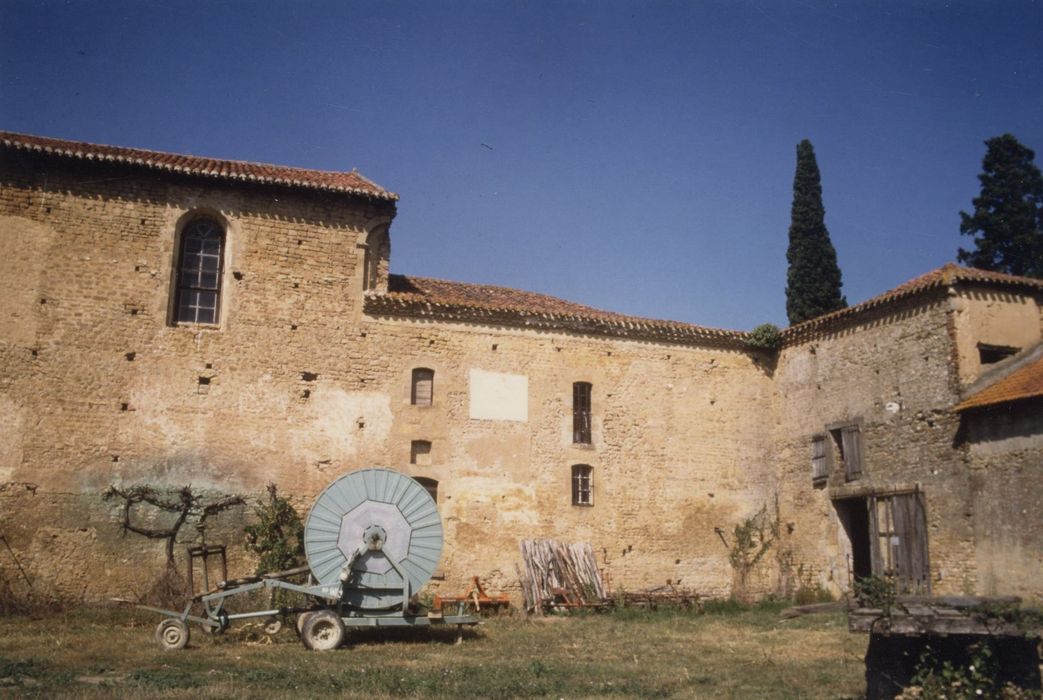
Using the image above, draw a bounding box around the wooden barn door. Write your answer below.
[868,492,930,594]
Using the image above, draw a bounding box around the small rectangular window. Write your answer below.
[571,464,593,506]
[410,440,432,466]
[573,382,591,444]
[411,368,434,406]
[978,343,1019,365]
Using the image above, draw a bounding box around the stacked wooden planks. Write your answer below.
[517,539,607,613]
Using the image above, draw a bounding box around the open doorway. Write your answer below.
[835,497,873,581]
[832,491,930,594]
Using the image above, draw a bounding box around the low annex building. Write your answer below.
[0,131,1040,603]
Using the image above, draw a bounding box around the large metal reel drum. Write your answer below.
[304,468,443,611]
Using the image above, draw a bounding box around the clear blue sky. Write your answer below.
[2,1,1041,330]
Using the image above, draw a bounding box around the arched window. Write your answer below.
[571,464,593,506]
[411,368,434,406]
[174,217,225,325]
[414,476,438,503]
[573,382,592,444]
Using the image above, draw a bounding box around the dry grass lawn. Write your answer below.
[0,603,868,698]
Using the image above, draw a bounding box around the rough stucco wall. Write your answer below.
[952,287,1043,385]
[772,296,977,596]
[963,400,1043,597]
[0,156,776,602]
[2,152,1040,605]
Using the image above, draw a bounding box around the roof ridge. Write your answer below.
[0,130,399,201]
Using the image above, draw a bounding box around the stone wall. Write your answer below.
[1,149,1040,606]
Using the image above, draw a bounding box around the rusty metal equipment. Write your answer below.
[134,468,477,651]
[434,576,511,615]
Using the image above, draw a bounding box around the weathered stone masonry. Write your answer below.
[1,132,1040,604]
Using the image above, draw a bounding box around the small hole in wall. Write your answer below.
[291,324,298,331]
[356,418,365,430]
[134,264,145,272]
[30,349,38,357]
[125,352,136,361]
[120,403,129,411]
[140,218,146,226]
[301,389,311,399]
[491,344,498,351]
[232,271,243,281]
[360,331,367,338]
[198,376,211,386]
[675,559,681,565]
[301,372,318,382]
[45,206,51,214]
[555,347,561,352]
[112,455,120,463]
[293,283,299,289]
[297,240,303,246]
[429,339,434,345]
[39,298,47,304]
[205,363,212,369]
[666,354,672,360]
[606,351,612,356]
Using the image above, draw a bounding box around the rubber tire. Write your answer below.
[300,610,345,651]
[295,611,313,637]
[155,618,190,651]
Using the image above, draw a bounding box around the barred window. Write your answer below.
[571,464,593,506]
[175,218,225,325]
[411,368,434,406]
[573,382,592,444]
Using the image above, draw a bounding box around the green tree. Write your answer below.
[785,140,847,324]
[958,133,1043,278]
[244,483,305,575]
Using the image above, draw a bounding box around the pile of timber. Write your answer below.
[517,539,608,613]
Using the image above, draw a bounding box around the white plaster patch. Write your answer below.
[297,389,392,461]
[469,369,528,422]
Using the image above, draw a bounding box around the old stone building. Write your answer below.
[0,131,1040,604]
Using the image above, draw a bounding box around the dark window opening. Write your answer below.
[573,382,592,444]
[175,218,225,325]
[411,368,434,406]
[571,464,593,506]
[414,476,438,503]
[978,343,1019,365]
[410,440,432,466]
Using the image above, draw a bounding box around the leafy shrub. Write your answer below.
[747,323,782,351]
[244,483,304,575]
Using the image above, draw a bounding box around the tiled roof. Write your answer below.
[367,275,750,348]
[0,130,397,201]
[954,349,1043,412]
[782,263,1043,345]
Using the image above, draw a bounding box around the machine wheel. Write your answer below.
[300,610,345,651]
[155,618,190,651]
[295,611,313,636]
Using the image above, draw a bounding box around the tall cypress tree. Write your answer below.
[958,134,1043,278]
[785,139,847,324]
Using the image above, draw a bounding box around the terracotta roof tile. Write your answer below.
[782,263,1043,344]
[0,130,397,201]
[954,351,1043,411]
[370,275,750,348]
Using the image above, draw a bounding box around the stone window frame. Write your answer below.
[573,381,592,445]
[571,464,593,507]
[169,213,228,327]
[411,368,434,407]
